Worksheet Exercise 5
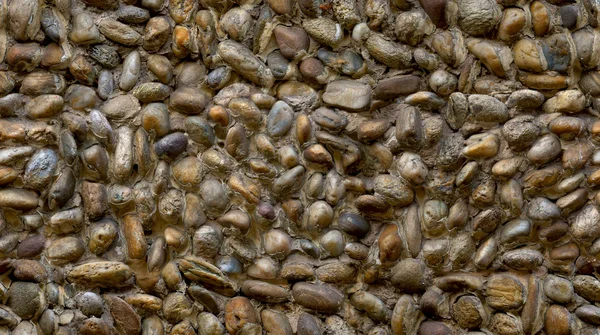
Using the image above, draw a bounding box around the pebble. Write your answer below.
[267,101,293,137]
[292,282,344,313]
[120,51,141,91]
[262,309,293,335]
[373,75,421,100]
[89,45,121,69]
[527,134,562,165]
[395,10,435,46]
[322,80,371,111]
[98,18,142,46]
[105,295,141,335]
[67,262,133,287]
[463,133,500,158]
[576,305,600,325]
[218,40,274,88]
[365,33,412,69]
[543,89,587,114]
[77,292,105,317]
[6,282,44,319]
[241,280,290,303]
[225,297,258,334]
[303,18,343,48]
[468,94,508,123]
[170,87,210,115]
[12,259,47,282]
[499,8,526,42]
[47,236,85,264]
[467,39,513,78]
[274,26,309,60]
[432,31,468,68]
[0,0,597,332]
[486,274,524,311]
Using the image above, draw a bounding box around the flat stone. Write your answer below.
[322,80,371,111]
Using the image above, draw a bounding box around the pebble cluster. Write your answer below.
[2,0,600,333]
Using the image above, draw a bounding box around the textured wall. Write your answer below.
[0,0,599,334]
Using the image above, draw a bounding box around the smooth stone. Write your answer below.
[527,134,562,165]
[132,83,171,103]
[185,116,214,147]
[119,51,141,91]
[12,260,47,282]
[292,283,344,313]
[148,55,174,84]
[154,132,188,160]
[373,75,421,100]
[571,205,600,242]
[542,34,572,72]
[169,87,210,114]
[322,80,371,111]
[77,292,105,317]
[391,259,427,293]
[267,101,294,137]
[101,95,140,121]
[503,249,543,271]
[531,1,550,36]
[225,297,258,334]
[20,72,65,95]
[47,236,85,264]
[0,188,39,210]
[573,275,600,302]
[543,89,586,114]
[544,275,574,303]
[527,197,560,222]
[498,8,526,42]
[419,0,448,28]
[467,39,513,78]
[70,13,104,44]
[274,26,310,59]
[576,305,600,325]
[462,134,500,159]
[65,85,97,110]
[506,89,545,110]
[241,280,290,303]
[97,71,114,101]
[338,212,370,237]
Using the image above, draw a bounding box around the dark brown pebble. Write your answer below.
[17,235,46,259]
[419,0,448,28]
[292,282,344,313]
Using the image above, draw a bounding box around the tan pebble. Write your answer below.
[462,133,500,158]
[531,1,550,36]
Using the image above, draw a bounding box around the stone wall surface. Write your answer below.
[0,0,600,333]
